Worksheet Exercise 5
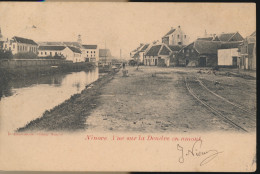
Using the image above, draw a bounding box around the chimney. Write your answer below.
[178,25,180,28]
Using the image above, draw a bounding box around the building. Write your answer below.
[0,27,4,50]
[238,31,256,70]
[99,49,112,65]
[218,42,242,67]
[63,46,82,63]
[130,43,144,60]
[162,26,189,46]
[144,43,173,67]
[3,36,38,55]
[38,45,66,58]
[168,45,184,66]
[81,45,99,62]
[177,40,222,67]
[217,32,244,42]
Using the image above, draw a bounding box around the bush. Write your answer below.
[0,50,13,59]
[13,52,37,59]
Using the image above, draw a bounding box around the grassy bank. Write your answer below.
[17,70,118,132]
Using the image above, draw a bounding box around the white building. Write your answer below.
[62,46,83,63]
[162,26,189,46]
[3,36,38,55]
[218,42,241,67]
[38,45,66,58]
[81,45,99,62]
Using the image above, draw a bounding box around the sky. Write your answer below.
[0,2,256,58]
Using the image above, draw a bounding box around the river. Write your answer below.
[0,68,99,132]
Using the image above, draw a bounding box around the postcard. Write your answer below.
[0,1,256,172]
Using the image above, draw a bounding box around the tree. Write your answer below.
[0,50,13,59]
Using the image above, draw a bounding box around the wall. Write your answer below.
[218,48,239,66]
[0,59,72,69]
[38,50,63,57]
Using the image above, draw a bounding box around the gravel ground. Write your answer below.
[18,66,256,133]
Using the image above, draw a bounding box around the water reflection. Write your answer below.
[0,68,99,132]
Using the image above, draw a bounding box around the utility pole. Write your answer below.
[105,40,106,65]
[120,49,122,59]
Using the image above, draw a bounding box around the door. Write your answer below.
[155,59,158,66]
[185,59,189,66]
[199,57,206,67]
[232,57,237,67]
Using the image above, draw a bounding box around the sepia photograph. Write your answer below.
[0,1,256,172]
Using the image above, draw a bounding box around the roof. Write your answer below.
[13,36,38,45]
[145,44,172,56]
[218,33,236,41]
[219,42,242,49]
[38,45,66,51]
[250,31,256,37]
[68,46,81,53]
[140,44,150,52]
[160,45,171,55]
[99,49,111,57]
[63,42,82,48]
[132,52,140,58]
[197,37,214,41]
[217,32,243,42]
[38,41,82,48]
[82,45,97,49]
[168,45,183,52]
[131,44,144,52]
[194,40,222,54]
[162,28,176,38]
[146,45,161,56]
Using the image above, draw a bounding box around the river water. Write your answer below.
[0,68,99,132]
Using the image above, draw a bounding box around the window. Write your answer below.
[94,51,95,53]
[178,35,180,38]
[18,46,19,51]
[191,49,194,53]
[45,52,47,55]
[187,50,190,53]
[5,44,7,48]
[184,35,186,38]
[87,51,88,53]
[183,50,184,53]
[91,51,92,53]
[41,52,43,55]
[13,44,15,49]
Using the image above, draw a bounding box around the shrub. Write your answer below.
[13,52,37,59]
[0,50,13,59]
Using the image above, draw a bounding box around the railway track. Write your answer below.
[185,76,256,132]
[195,77,256,118]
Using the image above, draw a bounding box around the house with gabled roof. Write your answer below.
[3,36,38,55]
[144,43,173,66]
[238,31,256,70]
[162,26,189,46]
[177,40,222,67]
[217,32,244,42]
[38,45,66,58]
[62,46,83,63]
[218,41,242,67]
[81,45,98,63]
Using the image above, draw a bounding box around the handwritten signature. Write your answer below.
[177,139,223,166]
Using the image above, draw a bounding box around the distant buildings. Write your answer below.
[3,36,38,55]
[162,26,189,46]
[144,43,173,66]
[82,45,99,63]
[238,31,256,70]
[99,49,112,65]
[38,45,66,58]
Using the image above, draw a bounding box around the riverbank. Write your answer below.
[17,69,119,132]
[0,62,96,80]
